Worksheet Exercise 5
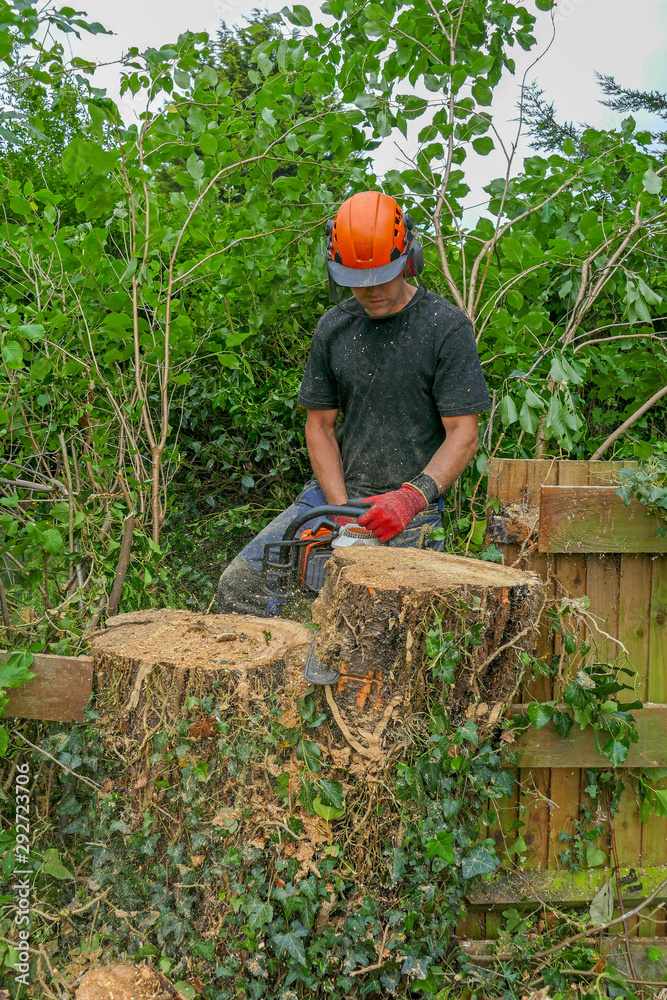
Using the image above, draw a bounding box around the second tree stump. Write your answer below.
[311,547,544,752]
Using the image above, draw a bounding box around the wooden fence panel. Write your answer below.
[484,459,667,939]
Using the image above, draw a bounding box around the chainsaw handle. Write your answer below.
[282,499,372,542]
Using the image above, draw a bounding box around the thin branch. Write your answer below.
[573,332,667,353]
[12,732,102,791]
[107,513,135,618]
[591,383,667,460]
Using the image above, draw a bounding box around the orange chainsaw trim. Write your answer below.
[298,526,334,586]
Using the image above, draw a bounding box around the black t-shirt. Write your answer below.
[297,286,491,496]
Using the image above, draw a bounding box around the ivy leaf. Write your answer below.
[272,925,308,965]
[553,711,573,738]
[313,796,345,821]
[586,845,607,868]
[460,720,478,745]
[247,901,273,931]
[401,956,430,980]
[461,843,499,879]
[493,769,515,799]
[526,702,553,730]
[601,737,628,767]
[318,779,344,810]
[426,830,455,862]
[42,848,74,879]
[296,739,321,773]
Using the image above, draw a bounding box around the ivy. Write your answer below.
[617,445,667,537]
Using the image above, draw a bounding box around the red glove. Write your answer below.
[332,514,357,527]
[357,483,427,543]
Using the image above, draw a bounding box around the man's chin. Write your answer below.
[363,301,390,315]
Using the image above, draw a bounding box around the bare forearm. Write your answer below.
[305,423,348,504]
[423,428,479,494]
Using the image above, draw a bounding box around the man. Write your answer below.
[217,190,491,617]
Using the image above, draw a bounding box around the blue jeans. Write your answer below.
[216,480,446,617]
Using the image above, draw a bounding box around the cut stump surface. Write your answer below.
[76,964,176,1000]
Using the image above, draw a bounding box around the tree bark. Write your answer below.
[311,547,545,754]
[89,608,312,814]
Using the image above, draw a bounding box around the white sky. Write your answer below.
[68,0,667,213]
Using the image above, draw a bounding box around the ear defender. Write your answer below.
[402,213,425,279]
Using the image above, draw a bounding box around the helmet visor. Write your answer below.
[327,253,408,287]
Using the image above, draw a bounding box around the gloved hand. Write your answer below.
[357,483,427,543]
[332,514,357,527]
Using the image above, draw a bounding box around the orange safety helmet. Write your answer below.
[325,190,423,289]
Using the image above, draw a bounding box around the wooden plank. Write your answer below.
[519,463,559,872]
[649,557,667,704]
[459,937,667,981]
[510,705,667,768]
[457,911,485,940]
[618,554,652,703]
[643,556,667,869]
[467,866,667,907]
[615,553,652,896]
[549,462,589,870]
[585,551,620,667]
[2,652,94,723]
[490,460,530,567]
[588,459,637,486]
[539,486,667,554]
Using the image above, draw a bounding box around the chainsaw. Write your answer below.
[262,500,378,685]
[261,499,380,593]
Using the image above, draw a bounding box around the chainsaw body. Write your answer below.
[262,500,376,594]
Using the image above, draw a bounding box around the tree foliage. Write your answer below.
[0,0,666,652]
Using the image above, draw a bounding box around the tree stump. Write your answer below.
[76,964,176,1000]
[89,608,312,812]
[311,547,545,753]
